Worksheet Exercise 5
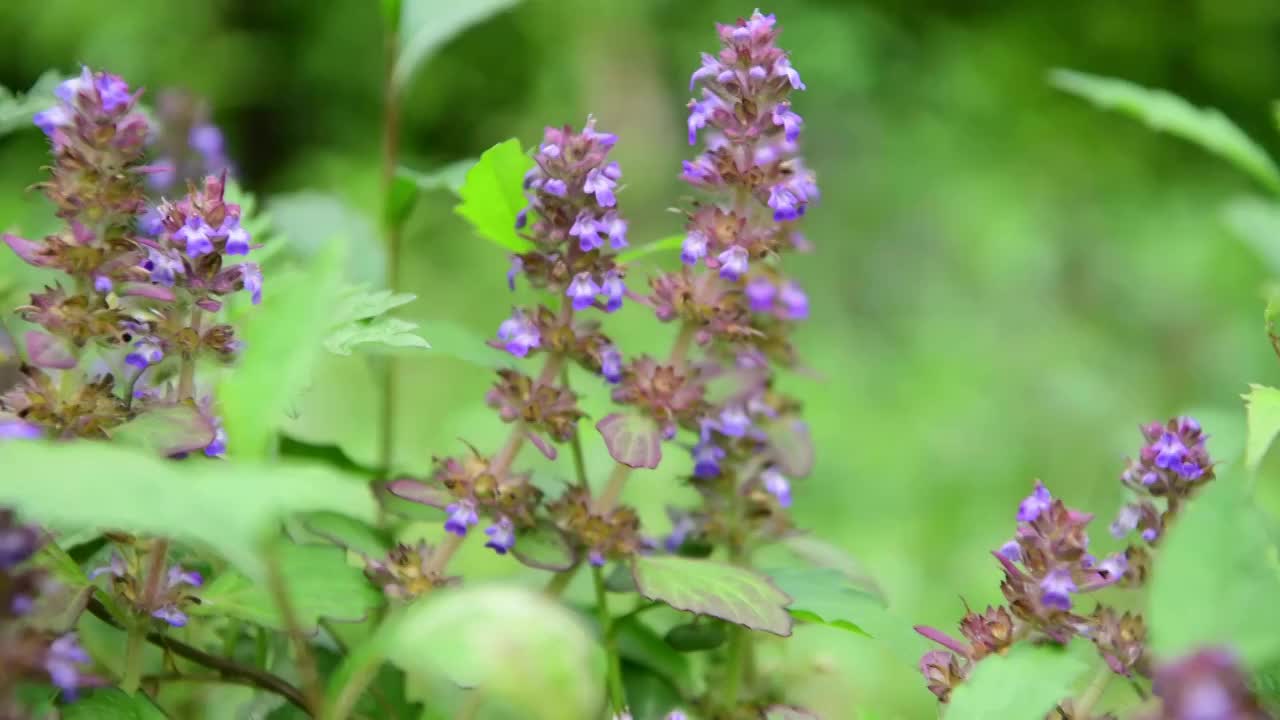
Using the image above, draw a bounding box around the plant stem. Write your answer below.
[377,21,404,478]
[266,550,324,715]
[592,565,627,713]
[140,537,170,608]
[722,625,746,710]
[1073,664,1115,719]
[87,595,310,713]
[593,463,632,514]
[121,625,146,694]
[177,309,202,401]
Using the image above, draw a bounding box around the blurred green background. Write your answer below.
[4,0,1280,717]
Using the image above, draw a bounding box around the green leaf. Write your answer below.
[268,192,383,285]
[779,534,887,605]
[631,555,793,636]
[1244,384,1280,471]
[325,317,430,356]
[393,0,520,90]
[453,139,535,253]
[0,441,377,581]
[596,413,662,469]
[614,617,693,690]
[397,160,476,195]
[300,511,391,558]
[104,404,216,457]
[616,235,685,265]
[1148,473,1280,666]
[1223,196,1280,276]
[0,70,64,136]
[282,353,382,470]
[510,519,577,571]
[418,319,509,370]
[945,644,1089,720]
[663,621,727,652]
[766,567,880,636]
[62,689,168,719]
[376,585,604,719]
[221,241,344,459]
[621,662,684,720]
[1050,69,1280,194]
[195,543,383,631]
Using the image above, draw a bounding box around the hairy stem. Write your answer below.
[592,565,627,713]
[120,625,146,695]
[377,23,404,477]
[722,625,746,710]
[177,309,203,401]
[267,551,324,715]
[593,463,632,514]
[1073,664,1115,719]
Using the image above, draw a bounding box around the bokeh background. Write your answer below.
[4,0,1280,717]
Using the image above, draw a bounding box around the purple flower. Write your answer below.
[745,277,776,311]
[773,56,805,90]
[1110,504,1140,539]
[175,215,215,257]
[507,256,523,291]
[32,106,69,137]
[571,211,603,252]
[167,565,203,588]
[588,549,606,567]
[93,275,113,293]
[444,499,479,536]
[780,281,809,319]
[205,421,228,458]
[1153,432,1187,471]
[139,208,165,236]
[223,219,250,256]
[665,711,688,720]
[761,468,792,507]
[681,231,709,264]
[94,73,132,112]
[718,405,751,437]
[681,156,718,185]
[497,310,540,357]
[664,511,697,553]
[543,178,567,197]
[1096,554,1127,583]
[600,212,628,249]
[142,248,183,286]
[89,553,127,580]
[1039,568,1076,611]
[768,184,803,222]
[240,264,263,304]
[567,272,601,311]
[151,605,189,627]
[601,271,625,313]
[484,516,516,554]
[583,167,617,207]
[997,540,1022,562]
[1016,482,1052,522]
[690,53,720,90]
[125,339,164,369]
[717,246,749,281]
[44,634,90,695]
[772,102,803,143]
[0,521,39,569]
[514,208,529,229]
[687,96,717,145]
[189,124,225,160]
[1141,527,1158,542]
[692,441,725,478]
[601,345,623,384]
[0,418,43,442]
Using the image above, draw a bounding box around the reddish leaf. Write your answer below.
[385,478,450,508]
[24,332,75,369]
[596,413,661,469]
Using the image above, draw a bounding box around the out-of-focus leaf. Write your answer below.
[419,319,509,370]
[375,585,604,720]
[62,688,168,719]
[394,0,520,90]
[385,477,451,508]
[268,192,383,285]
[1051,69,1280,193]
[0,70,64,136]
[221,241,344,459]
[764,416,815,478]
[453,138,535,253]
[282,353,381,470]
[325,317,430,356]
[510,519,576,571]
[945,644,1089,720]
[397,160,475,195]
[107,405,215,458]
[24,331,75,369]
[663,621,727,652]
[1148,473,1280,666]
[300,512,390,558]
[195,543,383,631]
[332,286,416,326]
[632,555,792,636]
[1244,384,1280,472]
[616,235,685,265]
[597,413,662,469]
[1223,196,1280,276]
[614,617,693,690]
[0,440,377,581]
[621,663,684,720]
[766,567,880,636]
[780,534,887,605]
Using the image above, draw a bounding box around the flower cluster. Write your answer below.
[148,90,233,191]
[0,509,92,709]
[1150,649,1271,719]
[364,541,460,600]
[90,547,203,627]
[0,67,259,459]
[1112,417,1214,547]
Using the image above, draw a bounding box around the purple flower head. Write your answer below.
[1153,649,1269,720]
[44,634,90,696]
[0,418,43,442]
[94,73,132,112]
[152,605,189,627]
[692,441,726,478]
[761,468,792,507]
[496,309,540,358]
[1110,503,1140,539]
[600,212,628,249]
[772,102,803,143]
[780,281,809,319]
[1016,482,1052,522]
[33,106,70,137]
[717,246,749,281]
[507,256,524,291]
[601,271,625,313]
[223,218,251,256]
[997,540,1022,563]
[240,264,263,304]
[588,549,607,567]
[175,215,215,257]
[571,211,604,252]
[600,344,623,384]
[746,277,776,312]
[583,167,618,207]
[567,272,601,311]
[444,500,479,537]
[1153,432,1188,471]
[125,339,165,369]
[768,184,803,222]
[543,178,568,197]
[1039,568,1076,611]
[681,231,709,265]
[484,516,516,555]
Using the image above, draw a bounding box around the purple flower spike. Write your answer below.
[780,281,809,319]
[497,310,540,357]
[567,272,601,311]
[125,339,164,369]
[681,231,709,264]
[601,345,622,384]
[1039,568,1076,611]
[761,468,792,508]
[484,516,516,555]
[44,634,90,695]
[175,215,215,257]
[601,271,625,313]
[444,499,479,536]
[152,605,189,627]
[1016,482,1052,522]
[583,167,617,207]
[692,441,725,478]
[717,246,749,281]
[745,277,776,312]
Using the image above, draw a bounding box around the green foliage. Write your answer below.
[1223,196,1280,276]
[453,138,535,253]
[386,161,474,230]
[621,663,684,720]
[0,440,377,580]
[104,404,216,457]
[509,519,576,571]
[369,585,605,720]
[220,241,344,459]
[631,555,793,636]
[61,689,168,720]
[393,0,521,90]
[281,353,382,469]
[0,70,63,136]
[324,285,429,356]
[614,616,694,689]
[267,193,383,286]
[195,543,383,631]
[663,621,727,651]
[616,235,685,265]
[1244,384,1280,471]
[945,644,1089,720]
[1148,472,1280,667]
[779,534,886,604]
[767,567,881,636]
[1051,69,1280,194]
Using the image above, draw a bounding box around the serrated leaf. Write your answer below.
[616,235,685,265]
[62,688,168,720]
[282,353,382,470]
[0,440,377,581]
[510,519,577,571]
[397,159,476,195]
[1244,384,1280,471]
[393,0,520,90]
[597,413,662,469]
[300,512,391,558]
[631,555,792,636]
[268,192,383,285]
[221,241,344,459]
[0,70,64,136]
[453,138,535,253]
[105,404,216,457]
[946,644,1089,720]
[325,317,430,356]
[767,567,880,636]
[1223,196,1280,276]
[332,286,417,326]
[663,621,727,652]
[376,585,604,720]
[1148,472,1280,666]
[195,543,383,631]
[1051,69,1280,193]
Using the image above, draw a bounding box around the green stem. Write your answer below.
[722,626,746,710]
[121,624,146,694]
[1072,664,1115,719]
[592,565,627,713]
[177,310,202,402]
[267,550,323,715]
[377,22,404,477]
